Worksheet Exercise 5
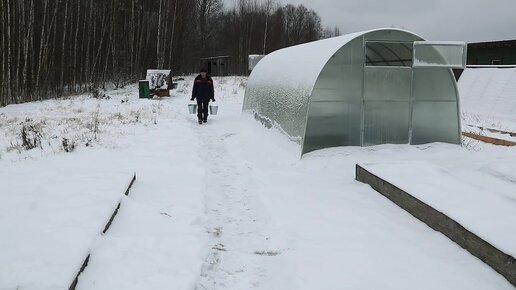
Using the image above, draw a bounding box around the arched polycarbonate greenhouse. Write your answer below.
[243,28,467,156]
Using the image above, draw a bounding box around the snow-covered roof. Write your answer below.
[248,28,422,90]
[146,69,171,75]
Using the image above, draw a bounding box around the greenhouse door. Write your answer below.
[362,41,413,145]
[362,66,412,145]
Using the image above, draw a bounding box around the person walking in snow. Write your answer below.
[191,67,215,124]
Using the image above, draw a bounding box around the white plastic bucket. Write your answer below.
[209,103,218,115]
[188,102,197,114]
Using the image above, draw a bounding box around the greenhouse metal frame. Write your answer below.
[243,28,466,156]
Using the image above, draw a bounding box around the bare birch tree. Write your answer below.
[0,0,4,105]
[6,0,12,101]
[60,0,70,93]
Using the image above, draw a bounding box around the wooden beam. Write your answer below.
[462,132,516,146]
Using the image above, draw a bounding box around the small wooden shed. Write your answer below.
[199,56,230,76]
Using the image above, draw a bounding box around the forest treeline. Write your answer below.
[0,0,340,106]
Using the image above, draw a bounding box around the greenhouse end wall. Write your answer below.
[303,30,461,155]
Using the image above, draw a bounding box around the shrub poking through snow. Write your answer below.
[61,138,76,152]
[132,109,142,123]
[151,103,163,124]
[88,107,101,140]
[20,120,43,150]
[89,86,111,100]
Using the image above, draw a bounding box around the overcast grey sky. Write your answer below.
[223,0,516,42]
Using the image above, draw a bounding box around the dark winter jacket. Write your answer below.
[191,75,215,102]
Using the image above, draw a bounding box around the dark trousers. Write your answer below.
[197,100,209,121]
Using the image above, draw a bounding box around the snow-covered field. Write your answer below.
[1,75,515,289]
[459,67,516,143]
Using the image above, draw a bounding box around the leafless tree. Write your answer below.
[0,0,326,107]
[262,0,274,55]
[0,0,5,105]
[6,0,12,102]
[195,0,223,56]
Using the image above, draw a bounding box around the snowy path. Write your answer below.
[193,117,290,289]
[75,102,209,290]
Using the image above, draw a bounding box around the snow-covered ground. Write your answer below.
[1,76,515,289]
[459,67,516,143]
